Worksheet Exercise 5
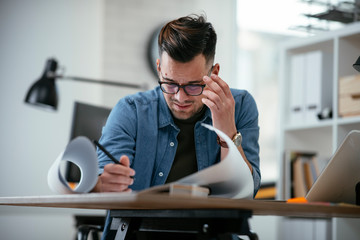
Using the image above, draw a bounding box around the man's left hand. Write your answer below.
[202,74,237,139]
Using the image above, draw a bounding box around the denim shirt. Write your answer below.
[97,86,260,196]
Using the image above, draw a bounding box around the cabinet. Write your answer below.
[277,22,360,240]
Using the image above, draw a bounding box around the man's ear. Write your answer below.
[212,63,220,75]
[156,59,160,70]
[156,59,161,77]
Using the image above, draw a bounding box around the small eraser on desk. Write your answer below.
[169,183,210,197]
[287,197,308,204]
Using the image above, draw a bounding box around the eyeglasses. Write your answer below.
[158,81,206,96]
[158,68,211,96]
[158,65,213,96]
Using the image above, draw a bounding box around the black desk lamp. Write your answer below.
[354,56,360,72]
[24,58,147,110]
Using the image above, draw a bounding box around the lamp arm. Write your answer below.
[50,73,148,90]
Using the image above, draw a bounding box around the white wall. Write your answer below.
[0,0,104,195]
[0,0,105,239]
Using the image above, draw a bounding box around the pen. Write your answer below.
[93,140,134,179]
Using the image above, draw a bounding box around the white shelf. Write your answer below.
[337,116,360,125]
[284,119,333,131]
[279,22,360,199]
[277,22,360,240]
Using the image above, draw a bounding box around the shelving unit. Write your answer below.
[277,22,360,240]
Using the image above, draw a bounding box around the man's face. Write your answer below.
[157,52,212,120]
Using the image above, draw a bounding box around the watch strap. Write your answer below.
[216,135,228,148]
[216,132,241,148]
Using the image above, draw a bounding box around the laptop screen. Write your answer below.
[306,130,360,204]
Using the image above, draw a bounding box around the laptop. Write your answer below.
[306,130,360,205]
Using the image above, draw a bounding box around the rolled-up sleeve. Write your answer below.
[233,90,261,196]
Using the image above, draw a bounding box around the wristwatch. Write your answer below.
[217,132,242,148]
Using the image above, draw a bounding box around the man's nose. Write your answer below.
[174,87,188,102]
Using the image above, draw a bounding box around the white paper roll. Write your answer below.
[178,123,254,199]
[48,136,98,194]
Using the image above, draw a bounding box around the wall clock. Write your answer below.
[147,26,162,79]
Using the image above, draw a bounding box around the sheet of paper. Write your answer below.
[47,137,98,194]
[176,124,254,199]
[140,124,254,199]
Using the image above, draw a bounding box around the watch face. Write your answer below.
[233,132,242,146]
[146,26,162,80]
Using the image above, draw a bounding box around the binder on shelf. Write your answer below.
[304,51,333,123]
[289,54,305,125]
[304,51,322,123]
[288,51,333,126]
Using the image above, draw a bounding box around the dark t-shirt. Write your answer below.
[165,107,206,183]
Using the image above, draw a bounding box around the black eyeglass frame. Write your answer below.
[158,80,206,96]
[157,65,213,96]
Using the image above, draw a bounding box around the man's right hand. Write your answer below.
[92,155,135,192]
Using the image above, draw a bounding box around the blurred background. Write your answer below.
[0,0,358,239]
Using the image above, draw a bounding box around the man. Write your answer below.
[92,14,260,239]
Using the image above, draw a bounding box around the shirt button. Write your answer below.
[158,172,164,177]
[170,142,175,147]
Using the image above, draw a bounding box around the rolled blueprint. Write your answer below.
[48,136,98,194]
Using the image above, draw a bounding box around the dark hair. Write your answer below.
[158,14,217,64]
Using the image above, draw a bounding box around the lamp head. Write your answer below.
[24,58,59,110]
[354,56,360,73]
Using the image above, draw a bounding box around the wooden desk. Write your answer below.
[1,192,359,218]
[1,193,360,239]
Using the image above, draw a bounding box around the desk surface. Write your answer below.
[0,192,359,219]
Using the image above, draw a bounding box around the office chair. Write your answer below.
[74,215,105,240]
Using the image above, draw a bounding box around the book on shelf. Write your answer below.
[285,151,321,198]
[255,182,276,200]
[293,154,320,198]
[303,161,314,190]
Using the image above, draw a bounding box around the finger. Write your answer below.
[119,156,136,176]
[104,163,135,177]
[202,81,234,112]
[106,174,134,185]
[202,77,225,110]
[202,97,220,113]
[204,76,235,109]
[123,188,133,193]
[100,171,134,188]
[119,155,130,167]
[201,91,221,111]
[204,74,232,98]
[209,74,231,93]
[101,182,132,192]
[203,76,226,100]
[202,87,222,103]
